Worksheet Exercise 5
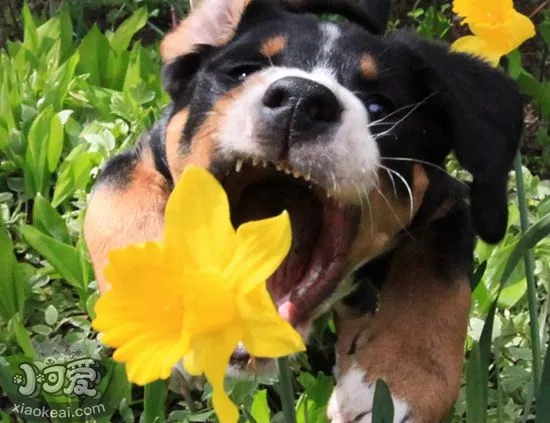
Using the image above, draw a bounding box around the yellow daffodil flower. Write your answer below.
[451,0,535,66]
[92,165,306,423]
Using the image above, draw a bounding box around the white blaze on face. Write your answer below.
[218,64,381,204]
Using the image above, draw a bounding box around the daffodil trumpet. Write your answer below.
[451,0,535,67]
[93,165,310,423]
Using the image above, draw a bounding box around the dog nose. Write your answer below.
[261,76,341,133]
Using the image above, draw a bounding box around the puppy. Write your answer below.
[84,0,523,421]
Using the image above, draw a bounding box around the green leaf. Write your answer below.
[9,314,35,358]
[52,149,99,206]
[44,51,80,110]
[77,25,111,86]
[296,372,332,423]
[506,50,522,79]
[0,217,25,320]
[372,379,394,423]
[33,194,71,243]
[22,3,39,53]
[466,301,497,423]
[143,380,167,423]
[500,214,550,289]
[24,108,63,198]
[19,224,84,289]
[44,304,58,326]
[109,8,148,54]
[250,389,270,423]
[47,113,64,172]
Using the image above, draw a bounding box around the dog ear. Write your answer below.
[396,34,523,244]
[282,0,391,34]
[160,0,253,100]
[161,0,251,64]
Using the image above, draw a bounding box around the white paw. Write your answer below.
[327,365,413,423]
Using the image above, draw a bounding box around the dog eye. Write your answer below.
[363,94,394,121]
[227,64,263,81]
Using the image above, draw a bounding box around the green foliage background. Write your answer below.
[0,1,549,422]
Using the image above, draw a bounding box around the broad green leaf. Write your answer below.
[52,150,99,207]
[109,8,148,54]
[123,43,144,91]
[296,372,332,423]
[500,214,550,289]
[22,4,38,53]
[77,25,111,86]
[372,379,394,423]
[47,113,64,172]
[498,278,526,308]
[250,389,270,423]
[33,194,71,243]
[44,304,58,326]
[24,108,53,198]
[44,51,80,110]
[506,50,522,79]
[9,314,35,358]
[0,217,25,320]
[19,224,83,289]
[89,361,131,420]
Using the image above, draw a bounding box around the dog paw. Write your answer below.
[327,365,413,423]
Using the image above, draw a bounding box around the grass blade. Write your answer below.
[143,380,167,423]
[535,345,550,423]
[277,357,297,423]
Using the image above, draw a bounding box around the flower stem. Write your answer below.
[277,357,297,423]
[514,153,542,391]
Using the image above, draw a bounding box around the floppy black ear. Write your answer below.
[395,33,523,244]
[282,0,391,34]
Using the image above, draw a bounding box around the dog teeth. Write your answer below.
[252,158,259,166]
[261,160,268,168]
[305,173,311,181]
[284,168,291,175]
[292,170,301,178]
[235,159,243,172]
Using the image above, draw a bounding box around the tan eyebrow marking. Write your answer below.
[261,35,286,58]
[360,54,378,79]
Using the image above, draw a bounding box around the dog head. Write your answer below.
[160,0,522,368]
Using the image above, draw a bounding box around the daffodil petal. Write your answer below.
[451,36,502,67]
[164,165,236,271]
[240,284,305,357]
[225,210,291,292]
[112,332,189,385]
[182,351,202,376]
[192,333,240,423]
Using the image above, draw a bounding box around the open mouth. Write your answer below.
[219,158,360,327]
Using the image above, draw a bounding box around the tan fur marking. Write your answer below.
[261,35,286,57]
[360,54,378,79]
[166,108,189,181]
[170,74,266,182]
[84,146,169,293]
[161,0,252,63]
[336,176,471,422]
[346,164,429,269]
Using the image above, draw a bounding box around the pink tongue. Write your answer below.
[278,301,297,322]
